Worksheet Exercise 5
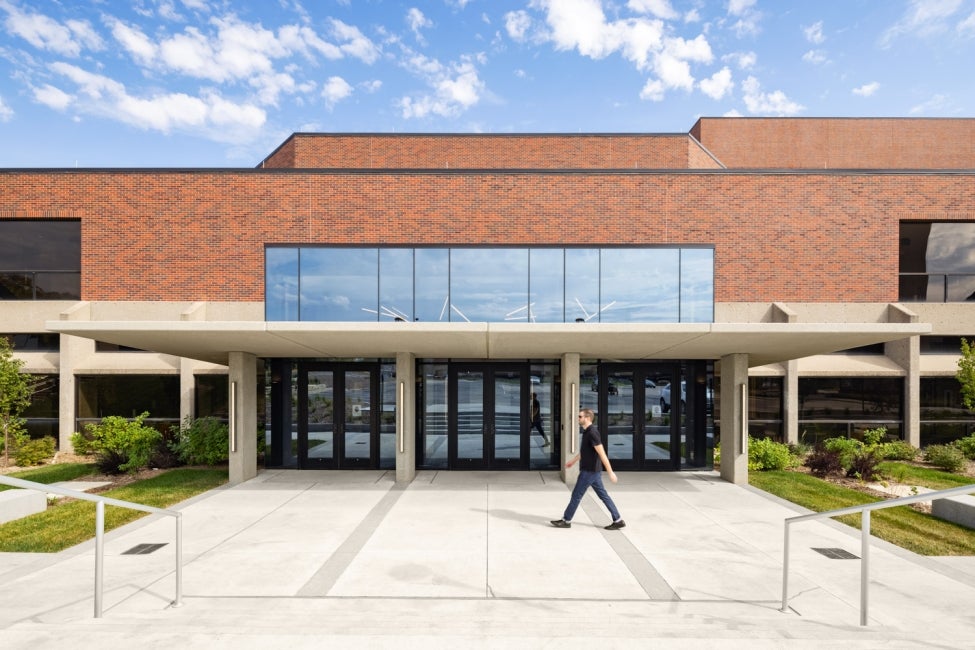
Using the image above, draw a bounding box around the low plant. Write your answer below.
[847,447,883,481]
[923,444,968,473]
[13,436,56,467]
[822,437,863,471]
[71,412,162,474]
[804,446,844,477]
[955,433,975,461]
[170,416,229,466]
[748,436,798,471]
[876,440,918,461]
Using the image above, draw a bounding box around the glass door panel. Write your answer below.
[306,370,334,466]
[455,369,485,464]
[493,369,523,465]
[604,369,635,464]
[342,370,372,465]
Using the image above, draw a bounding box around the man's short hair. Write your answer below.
[579,407,594,420]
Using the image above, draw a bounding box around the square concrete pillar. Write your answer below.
[228,351,258,485]
[395,352,416,484]
[560,353,580,485]
[720,353,749,485]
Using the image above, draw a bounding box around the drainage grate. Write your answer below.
[812,547,859,560]
[122,543,168,555]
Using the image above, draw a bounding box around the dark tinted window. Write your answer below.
[0,220,81,300]
[920,336,975,354]
[799,377,902,421]
[76,375,179,420]
[2,333,60,351]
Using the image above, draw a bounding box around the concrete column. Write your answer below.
[887,303,921,447]
[395,352,416,484]
[58,302,91,452]
[560,353,580,485]
[228,351,257,485]
[720,353,749,485]
[178,303,207,425]
[783,360,799,445]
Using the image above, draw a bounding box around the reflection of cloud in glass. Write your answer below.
[927,224,975,273]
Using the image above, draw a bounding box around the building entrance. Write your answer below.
[296,362,379,469]
[582,361,713,471]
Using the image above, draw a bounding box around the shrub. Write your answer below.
[847,448,883,481]
[876,440,918,461]
[822,437,864,471]
[748,436,797,471]
[80,412,163,474]
[862,426,887,447]
[924,444,968,473]
[804,446,844,477]
[13,436,56,466]
[955,433,975,461]
[170,416,229,466]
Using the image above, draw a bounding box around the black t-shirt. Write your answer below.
[579,423,604,472]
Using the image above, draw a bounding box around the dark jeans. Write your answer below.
[562,469,621,522]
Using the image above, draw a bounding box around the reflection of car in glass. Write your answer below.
[660,381,714,413]
[591,377,618,395]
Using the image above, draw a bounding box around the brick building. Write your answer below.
[2,117,973,485]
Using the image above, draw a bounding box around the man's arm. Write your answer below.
[565,453,580,468]
[593,444,618,483]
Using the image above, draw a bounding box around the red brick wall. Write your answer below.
[260,134,701,169]
[1,170,973,304]
[692,118,975,169]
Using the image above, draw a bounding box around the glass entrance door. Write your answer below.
[449,364,531,469]
[583,363,680,470]
[298,363,378,469]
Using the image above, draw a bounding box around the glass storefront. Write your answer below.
[919,377,975,447]
[76,374,180,434]
[265,246,714,323]
[797,377,903,445]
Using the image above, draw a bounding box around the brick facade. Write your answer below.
[2,169,974,304]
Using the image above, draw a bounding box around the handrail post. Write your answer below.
[781,521,791,612]
[174,512,183,608]
[861,510,871,626]
[95,500,105,618]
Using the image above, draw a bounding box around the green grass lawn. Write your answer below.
[0,463,99,491]
[0,467,227,553]
[749,469,975,556]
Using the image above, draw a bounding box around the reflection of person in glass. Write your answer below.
[550,408,625,530]
[530,392,548,446]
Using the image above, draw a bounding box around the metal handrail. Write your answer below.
[0,474,182,618]
[781,482,975,626]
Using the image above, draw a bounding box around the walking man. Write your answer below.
[551,408,626,530]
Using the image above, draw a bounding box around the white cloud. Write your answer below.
[728,0,757,14]
[727,0,761,37]
[0,95,13,121]
[802,49,827,64]
[330,19,381,64]
[909,93,949,114]
[725,50,756,69]
[852,82,880,97]
[803,20,825,44]
[323,76,353,108]
[741,75,803,115]
[881,0,966,46]
[505,10,532,41]
[958,10,975,35]
[108,19,157,65]
[639,78,664,101]
[47,62,266,143]
[627,0,679,20]
[360,79,382,93]
[407,8,433,43]
[700,66,733,99]
[2,4,103,56]
[399,53,485,119]
[33,83,73,110]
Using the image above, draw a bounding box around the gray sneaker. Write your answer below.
[550,519,571,528]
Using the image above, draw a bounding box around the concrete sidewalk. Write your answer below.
[1,469,974,648]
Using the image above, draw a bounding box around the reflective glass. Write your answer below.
[456,370,484,460]
[920,377,975,420]
[450,248,527,322]
[798,378,902,421]
[300,248,378,321]
[604,369,634,462]
[749,377,783,421]
[379,249,414,321]
[306,370,334,461]
[343,370,371,461]
[0,220,81,270]
[421,363,448,468]
[415,249,449,321]
[493,370,521,462]
[947,275,975,302]
[565,249,600,322]
[529,249,564,323]
[379,364,396,469]
[918,223,975,273]
[266,248,299,320]
[680,249,714,323]
[601,249,679,322]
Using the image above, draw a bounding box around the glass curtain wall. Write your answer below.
[266,246,714,323]
[797,377,903,445]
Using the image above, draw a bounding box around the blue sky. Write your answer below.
[0,0,973,167]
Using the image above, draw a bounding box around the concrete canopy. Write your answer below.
[45,320,930,367]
